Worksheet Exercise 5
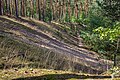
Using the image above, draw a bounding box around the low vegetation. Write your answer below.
[0,0,120,79]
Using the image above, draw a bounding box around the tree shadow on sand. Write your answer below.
[13,73,111,80]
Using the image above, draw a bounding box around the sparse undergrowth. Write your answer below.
[0,35,74,71]
[0,31,99,74]
[0,16,116,80]
[0,68,81,80]
[0,68,119,80]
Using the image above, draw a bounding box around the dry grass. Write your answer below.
[0,16,116,80]
[0,35,91,74]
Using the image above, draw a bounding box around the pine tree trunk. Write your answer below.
[0,0,2,15]
[38,0,41,20]
[24,0,27,17]
[62,0,66,21]
[52,0,55,20]
[84,0,89,16]
[80,2,83,14]
[43,0,46,21]
[30,0,34,18]
[11,0,14,15]
[8,0,11,15]
[5,0,8,14]
[68,0,71,22]
[74,0,79,19]
[20,0,22,16]
[14,0,18,17]
[55,0,59,21]
[50,0,53,20]
[59,1,62,21]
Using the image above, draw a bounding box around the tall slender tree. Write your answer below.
[80,2,83,14]
[74,0,79,18]
[68,0,71,22]
[50,0,53,20]
[52,0,55,20]
[8,0,11,15]
[14,0,18,17]
[43,0,46,21]
[55,0,59,20]
[0,0,2,15]
[20,0,25,17]
[62,0,66,21]
[5,0,8,14]
[59,0,62,21]
[30,0,34,18]
[37,0,41,20]
[84,0,89,15]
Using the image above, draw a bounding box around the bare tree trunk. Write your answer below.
[62,0,66,21]
[24,0,27,17]
[5,0,8,14]
[30,0,34,18]
[38,0,41,20]
[14,0,18,17]
[59,1,62,21]
[52,0,55,20]
[20,0,22,16]
[80,2,83,14]
[68,0,71,22]
[74,0,79,19]
[43,0,46,21]
[50,0,53,20]
[8,0,11,15]
[20,0,25,17]
[56,0,59,21]
[11,0,15,15]
[84,0,89,16]
[0,0,2,15]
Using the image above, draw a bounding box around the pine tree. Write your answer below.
[5,0,8,14]
[74,0,79,18]
[0,0,2,15]
[14,0,18,17]
[8,0,11,15]
[84,0,89,16]
[43,0,46,21]
[62,0,66,21]
[30,0,34,18]
[68,0,71,22]
[80,2,83,14]
[21,0,25,17]
[50,0,53,20]
[37,0,41,20]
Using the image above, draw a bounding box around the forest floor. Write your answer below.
[0,16,119,79]
[0,68,116,80]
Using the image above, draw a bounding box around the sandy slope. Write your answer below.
[0,16,113,74]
